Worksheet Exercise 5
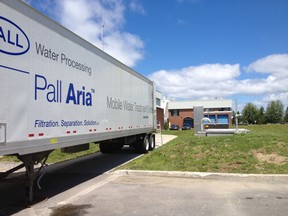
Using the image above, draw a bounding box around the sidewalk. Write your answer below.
[155,134,177,147]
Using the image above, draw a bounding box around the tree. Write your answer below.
[265,100,284,123]
[242,103,259,124]
[257,106,266,124]
[284,106,288,123]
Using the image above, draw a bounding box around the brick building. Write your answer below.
[156,90,164,129]
[168,99,232,128]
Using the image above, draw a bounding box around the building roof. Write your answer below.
[168,99,232,110]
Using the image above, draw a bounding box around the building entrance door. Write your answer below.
[183,117,193,128]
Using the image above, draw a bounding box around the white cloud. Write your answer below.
[176,19,186,25]
[148,54,288,108]
[148,64,240,99]
[263,92,288,105]
[246,54,288,108]
[50,0,144,67]
[104,31,144,67]
[252,92,288,110]
[128,0,145,14]
[246,54,288,78]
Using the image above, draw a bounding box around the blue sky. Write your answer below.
[25,0,288,111]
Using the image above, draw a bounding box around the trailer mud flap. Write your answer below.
[0,123,6,144]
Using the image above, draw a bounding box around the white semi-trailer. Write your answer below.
[0,0,156,202]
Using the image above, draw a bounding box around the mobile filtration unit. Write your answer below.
[0,0,156,202]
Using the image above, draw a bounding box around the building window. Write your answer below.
[156,98,161,107]
[171,109,179,116]
[204,108,215,112]
[218,114,229,124]
[204,115,216,123]
[218,107,231,111]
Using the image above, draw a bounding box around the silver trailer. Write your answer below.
[0,0,156,202]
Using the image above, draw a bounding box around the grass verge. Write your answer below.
[1,125,287,174]
[119,124,288,174]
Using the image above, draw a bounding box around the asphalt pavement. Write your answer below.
[1,134,288,216]
[10,171,288,216]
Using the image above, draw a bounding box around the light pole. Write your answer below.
[235,99,242,133]
[101,23,104,51]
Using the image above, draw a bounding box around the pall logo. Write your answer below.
[0,16,30,55]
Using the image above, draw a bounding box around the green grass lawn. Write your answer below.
[119,124,288,174]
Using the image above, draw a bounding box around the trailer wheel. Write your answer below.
[135,135,149,154]
[149,134,156,151]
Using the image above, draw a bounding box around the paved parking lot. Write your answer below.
[1,134,288,216]
[11,171,288,216]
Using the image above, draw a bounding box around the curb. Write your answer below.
[113,169,288,180]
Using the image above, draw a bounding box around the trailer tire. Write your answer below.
[149,134,156,151]
[135,135,149,154]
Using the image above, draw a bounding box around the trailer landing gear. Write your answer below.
[17,151,52,204]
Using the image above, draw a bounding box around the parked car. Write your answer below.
[170,124,180,130]
[182,123,192,130]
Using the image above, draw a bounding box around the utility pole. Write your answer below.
[101,22,105,51]
[235,99,239,132]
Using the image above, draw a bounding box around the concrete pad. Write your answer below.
[155,134,177,147]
